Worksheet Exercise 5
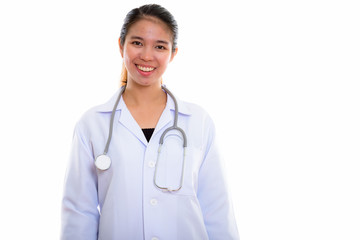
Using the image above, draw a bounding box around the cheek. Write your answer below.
[123,49,136,67]
[123,45,136,59]
[159,54,172,67]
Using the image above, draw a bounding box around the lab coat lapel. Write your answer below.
[154,102,172,136]
[117,93,180,145]
[118,99,148,146]
[153,94,175,137]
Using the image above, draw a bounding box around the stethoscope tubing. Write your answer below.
[95,84,187,192]
[103,85,126,155]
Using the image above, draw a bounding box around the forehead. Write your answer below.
[126,17,173,42]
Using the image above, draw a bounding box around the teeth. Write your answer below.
[137,65,155,72]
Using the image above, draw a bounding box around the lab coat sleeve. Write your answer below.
[197,118,240,240]
[61,123,99,240]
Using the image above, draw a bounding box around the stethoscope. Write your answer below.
[95,85,187,192]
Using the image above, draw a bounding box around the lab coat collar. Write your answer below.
[95,88,191,146]
[95,88,192,116]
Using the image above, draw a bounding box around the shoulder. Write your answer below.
[74,89,121,135]
[179,99,213,121]
[177,98,216,135]
[180,100,206,114]
[177,99,217,152]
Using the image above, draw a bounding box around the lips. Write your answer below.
[136,64,155,72]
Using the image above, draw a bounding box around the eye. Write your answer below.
[155,45,166,50]
[131,41,142,46]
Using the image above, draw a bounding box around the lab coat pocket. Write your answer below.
[155,132,202,196]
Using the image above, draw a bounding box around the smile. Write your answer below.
[136,65,155,72]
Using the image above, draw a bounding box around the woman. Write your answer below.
[61,4,239,240]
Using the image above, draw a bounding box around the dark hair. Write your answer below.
[120,4,178,52]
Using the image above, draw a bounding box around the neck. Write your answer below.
[123,81,166,107]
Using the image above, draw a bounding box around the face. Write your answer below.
[119,17,177,87]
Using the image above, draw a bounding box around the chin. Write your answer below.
[133,79,160,87]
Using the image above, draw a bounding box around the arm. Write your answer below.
[61,123,99,240]
[197,119,240,240]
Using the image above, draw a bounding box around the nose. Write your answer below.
[140,46,154,61]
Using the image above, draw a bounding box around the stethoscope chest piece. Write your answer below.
[94,85,187,192]
[95,154,111,170]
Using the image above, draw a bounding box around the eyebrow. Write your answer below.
[130,36,170,45]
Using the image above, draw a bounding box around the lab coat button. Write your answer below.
[151,237,159,240]
[148,161,156,168]
[150,198,158,206]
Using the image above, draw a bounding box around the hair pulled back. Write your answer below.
[119,4,178,86]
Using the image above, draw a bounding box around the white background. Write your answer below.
[0,0,359,239]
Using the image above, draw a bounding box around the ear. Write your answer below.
[118,38,124,58]
[169,47,178,62]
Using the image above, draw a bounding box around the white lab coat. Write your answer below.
[61,88,239,240]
